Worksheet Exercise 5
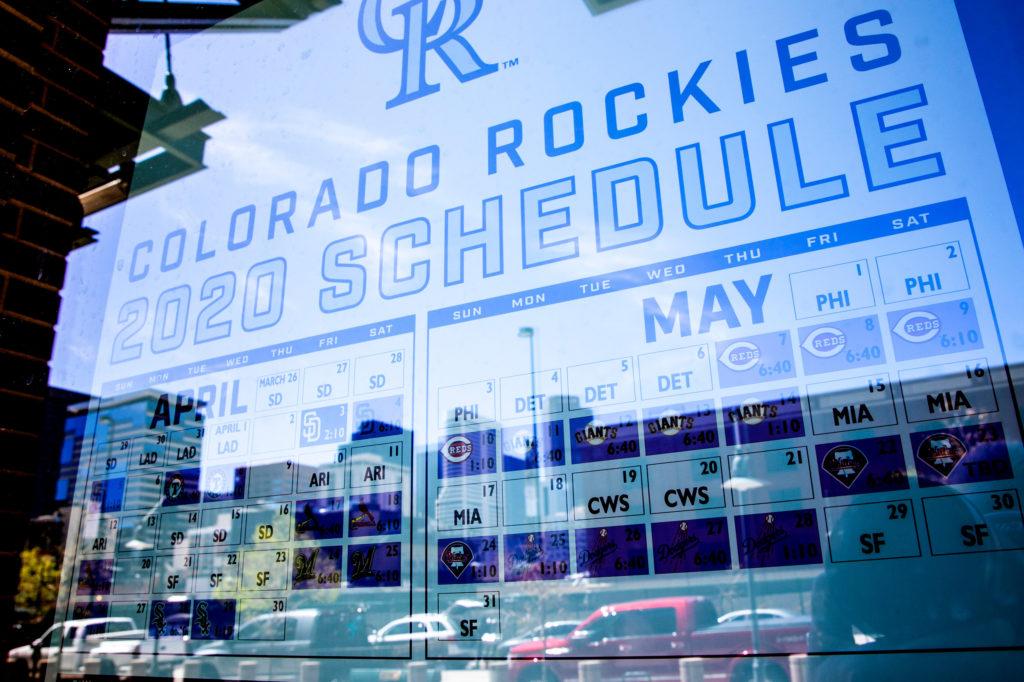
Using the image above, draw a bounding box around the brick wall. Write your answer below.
[0,0,113,649]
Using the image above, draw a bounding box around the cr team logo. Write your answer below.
[358,0,497,108]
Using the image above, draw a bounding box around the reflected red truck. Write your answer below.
[508,597,810,682]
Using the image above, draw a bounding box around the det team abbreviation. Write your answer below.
[112,8,945,364]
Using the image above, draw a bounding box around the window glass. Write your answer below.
[11,2,1023,682]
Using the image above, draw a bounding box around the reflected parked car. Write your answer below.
[717,609,797,625]
[368,613,456,644]
[496,621,580,656]
[6,617,137,678]
[508,597,810,682]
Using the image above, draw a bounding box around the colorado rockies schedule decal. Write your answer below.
[47,0,1024,676]
[65,318,416,661]
[424,200,1024,657]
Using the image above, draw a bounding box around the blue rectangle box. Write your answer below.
[888,298,982,361]
[501,420,567,472]
[300,404,349,447]
[352,396,403,440]
[569,411,640,464]
[438,429,497,478]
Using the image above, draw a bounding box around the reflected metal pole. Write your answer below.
[734,419,762,682]
[518,327,545,645]
[518,327,539,463]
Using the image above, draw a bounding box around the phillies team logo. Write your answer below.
[916,433,967,477]
[821,445,869,488]
[358,0,497,108]
[440,540,474,579]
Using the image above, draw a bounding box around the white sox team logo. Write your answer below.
[358,0,497,108]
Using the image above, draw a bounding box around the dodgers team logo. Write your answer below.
[358,0,498,108]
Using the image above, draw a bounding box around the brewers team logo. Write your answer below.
[294,548,319,582]
[358,0,497,108]
[892,310,941,343]
[349,545,378,581]
[719,340,761,371]
[916,433,967,477]
[440,540,473,579]
[821,445,869,488]
[801,327,847,358]
[442,435,473,463]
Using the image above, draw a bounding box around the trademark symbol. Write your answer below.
[116,259,124,271]
[502,57,519,69]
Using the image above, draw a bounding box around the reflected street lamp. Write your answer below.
[517,326,547,643]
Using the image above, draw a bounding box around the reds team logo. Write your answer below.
[442,435,473,463]
[358,0,497,108]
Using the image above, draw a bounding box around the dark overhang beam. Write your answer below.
[110,0,342,33]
